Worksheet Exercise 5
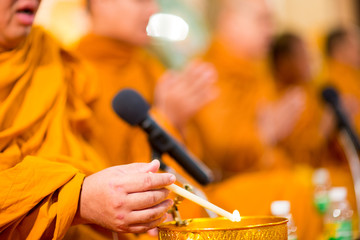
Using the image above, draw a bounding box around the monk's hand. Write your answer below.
[154,60,218,130]
[320,106,336,138]
[273,87,305,141]
[147,212,173,237]
[258,87,305,145]
[75,160,175,233]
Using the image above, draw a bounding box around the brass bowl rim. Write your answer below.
[157,216,288,232]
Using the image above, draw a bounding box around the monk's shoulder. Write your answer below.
[135,48,165,81]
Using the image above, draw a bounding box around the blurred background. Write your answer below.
[35,0,358,67]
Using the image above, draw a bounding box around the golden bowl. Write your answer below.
[158,216,288,240]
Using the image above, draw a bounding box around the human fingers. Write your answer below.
[185,79,219,101]
[277,93,305,117]
[147,227,159,237]
[173,61,214,90]
[180,62,216,87]
[157,71,179,89]
[181,87,219,110]
[158,62,217,96]
[126,188,171,210]
[125,213,168,233]
[114,160,161,174]
[126,199,173,225]
[146,208,173,236]
[156,72,186,96]
[183,71,217,96]
[119,172,176,193]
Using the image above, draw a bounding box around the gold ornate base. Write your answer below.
[158,216,288,240]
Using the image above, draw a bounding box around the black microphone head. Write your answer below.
[322,86,340,106]
[112,89,150,126]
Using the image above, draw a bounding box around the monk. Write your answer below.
[0,0,176,239]
[68,1,218,238]
[185,1,325,239]
[322,28,360,227]
[186,0,305,180]
[325,28,360,135]
[76,0,218,169]
[270,33,360,232]
[73,0,319,238]
[269,33,333,167]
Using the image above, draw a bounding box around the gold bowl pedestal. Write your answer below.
[158,216,288,240]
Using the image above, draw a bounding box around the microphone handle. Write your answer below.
[334,105,360,152]
[141,117,213,185]
[168,141,213,185]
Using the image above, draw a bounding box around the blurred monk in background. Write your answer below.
[325,27,360,135]
[73,0,218,237]
[187,0,325,239]
[76,0,218,170]
[270,33,357,222]
[186,0,305,180]
[0,0,176,239]
[321,28,360,222]
[75,0,321,238]
[270,33,333,167]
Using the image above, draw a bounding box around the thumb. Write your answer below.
[117,160,160,174]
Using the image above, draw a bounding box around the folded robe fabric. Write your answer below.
[0,27,107,239]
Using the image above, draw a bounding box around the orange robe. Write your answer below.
[0,27,109,239]
[75,34,165,167]
[206,167,322,240]
[322,60,360,230]
[74,35,323,239]
[185,39,288,180]
[184,39,324,239]
[75,34,208,227]
[0,27,204,240]
[276,80,360,235]
[276,82,328,167]
[326,60,360,134]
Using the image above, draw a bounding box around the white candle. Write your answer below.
[166,183,241,222]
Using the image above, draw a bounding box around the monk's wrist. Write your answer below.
[71,177,91,226]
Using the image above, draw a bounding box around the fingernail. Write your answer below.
[151,159,160,164]
[167,199,174,206]
[169,174,176,182]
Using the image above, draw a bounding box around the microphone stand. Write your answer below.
[151,147,217,218]
[338,129,360,237]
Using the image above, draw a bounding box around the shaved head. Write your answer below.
[210,0,274,59]
[326,27,360,67]
[208,0,270,27]
[87,0,158,46]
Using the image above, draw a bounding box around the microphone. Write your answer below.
[322,86,360,151]
[112,88,214,185]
